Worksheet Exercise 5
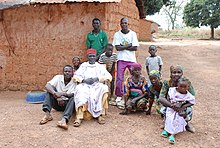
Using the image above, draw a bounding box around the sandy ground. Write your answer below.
[0,39,220,148]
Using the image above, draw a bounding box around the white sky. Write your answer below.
[146,0,188,30]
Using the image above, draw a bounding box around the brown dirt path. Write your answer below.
[0,39,220,148]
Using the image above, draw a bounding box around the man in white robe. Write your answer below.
[73,49,112,127]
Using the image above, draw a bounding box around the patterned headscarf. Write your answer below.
[170,65,184,73]
[149,70,160,79]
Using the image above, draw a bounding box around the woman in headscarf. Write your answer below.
[120,63,148,115]
[146,70,163,115]
[72,56,81,75]
[158,65,196,133]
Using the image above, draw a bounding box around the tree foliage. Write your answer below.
[183,0,220,38]
[143,0,171,15]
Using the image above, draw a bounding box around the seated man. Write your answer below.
[73,49,112,127]
[39,65,76,130]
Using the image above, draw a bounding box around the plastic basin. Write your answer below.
[26,90,47,104]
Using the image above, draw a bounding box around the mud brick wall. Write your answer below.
[105,0,140,42]
[139,19,152,41]
[0,0,142,91]
[0,3,106,90]
[105,0,141,62]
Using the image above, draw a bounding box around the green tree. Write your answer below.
[143,0,171,15]
[183,0,220,39]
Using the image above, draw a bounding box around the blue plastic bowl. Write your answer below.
[26,91,47,104]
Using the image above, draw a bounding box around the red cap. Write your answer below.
[87,49,97,55]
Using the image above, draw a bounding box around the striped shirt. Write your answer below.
[98,53,117,72]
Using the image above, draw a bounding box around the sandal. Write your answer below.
[39,115,53,125]
[57,118,68,130]
[97,116,105,124]
[73,119,81,127]
[119,110,128,115]
[168,135,175,144]
[161,130,169,138]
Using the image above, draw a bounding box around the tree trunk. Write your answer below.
[171,20,175,30]
[210,27,214,39]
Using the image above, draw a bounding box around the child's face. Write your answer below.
[148,48,157,56]
[105,47,113,57]
[177,81,189,94]
[149,75,159,86]
[132,68,141,76]
[72,58,80,66]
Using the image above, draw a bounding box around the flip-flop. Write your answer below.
[39,115,53,125]
[97,116,105,124]
[57,118,68,130]
[73,119,81,127]
[169,135,175,144]
[161,130,169,138]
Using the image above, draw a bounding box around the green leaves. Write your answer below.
[183,0,220,28]
[143,0,171,15]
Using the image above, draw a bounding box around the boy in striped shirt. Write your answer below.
[99,44,117,105]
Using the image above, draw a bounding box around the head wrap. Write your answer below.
[72,56,81,61]
[87,48,97,55]
[149,70,160,79]
[170,65,184,73]
[132,63,142,70]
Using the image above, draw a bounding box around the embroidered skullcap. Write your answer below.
[149,70,160,79]
[87,48,97,55]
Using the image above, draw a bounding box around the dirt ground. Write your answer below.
[0,39,220,148]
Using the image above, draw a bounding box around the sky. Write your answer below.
[146,0,188,30]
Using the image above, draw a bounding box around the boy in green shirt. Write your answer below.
[86,18,108,60]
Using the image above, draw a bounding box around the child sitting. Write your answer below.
[145,45,163,85]
[120,63,148,115]
[98,43,117,105]
[161,77,195,144]
[146,70,163,115]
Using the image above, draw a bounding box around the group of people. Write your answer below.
[39,17,196,145]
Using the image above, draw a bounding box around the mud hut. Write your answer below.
[0,0,146,90]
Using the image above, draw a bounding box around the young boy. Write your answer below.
[145,45,163,76]
[98,43,117,105]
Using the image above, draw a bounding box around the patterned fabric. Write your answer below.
[159,79,196,99]
[149,70,160,79]
[159,78,195,120]
[126,97,148,111]
[124,75,148,111]
[124,75,148,96]
[148,82,163,114]
[98,53,117,73]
